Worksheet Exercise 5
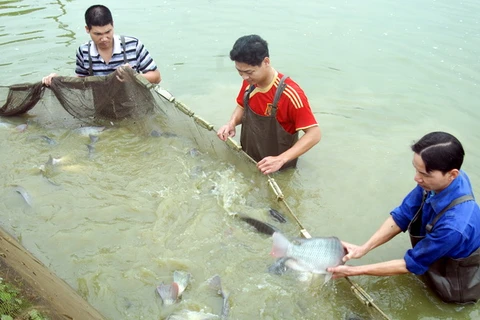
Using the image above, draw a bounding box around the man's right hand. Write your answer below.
[217,124,236,141]
[42,73,58,87]
[340,241,368,263]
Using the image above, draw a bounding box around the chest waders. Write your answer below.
[87,36,148,120]
[240,75,299,171]
[408,193,480,304]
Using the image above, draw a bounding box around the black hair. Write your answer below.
[85,5,113,29]
[411,131,464,173]
[229,35,269,66]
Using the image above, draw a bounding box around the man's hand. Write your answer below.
[217,124,236,141]
[327,265,354,279]
[115,64,132,82]
[326,241,366,279]
[257,156,286,175]
[340,241,368,262]
[42,73,58,86]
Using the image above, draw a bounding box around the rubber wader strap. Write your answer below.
[243,84,256,107]
[88,41,93,76]
[120,36,128,64]
[426,195,474,232]
[270,75,289,115]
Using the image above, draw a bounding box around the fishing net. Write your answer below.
[0,69,391,320]
[0,67,156,122]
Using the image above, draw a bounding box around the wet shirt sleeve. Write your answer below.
[404,225,463,275]
[235,81,249,108]
[286,84,317,132]
[75,46,89,77]
[390,185,425,231]
[135,39,158,73]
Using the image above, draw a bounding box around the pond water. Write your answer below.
[1,0,479,319]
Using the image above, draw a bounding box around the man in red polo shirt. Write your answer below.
[217,34,321,174]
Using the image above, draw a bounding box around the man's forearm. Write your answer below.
[142,69,161,84]
[348,259,409,276]
[278,125,321,163]
[228,106,244,127]
[362,216,402,253]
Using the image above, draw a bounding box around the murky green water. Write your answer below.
[1,0,479,319]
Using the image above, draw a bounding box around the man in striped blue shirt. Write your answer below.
[43,5,160,85]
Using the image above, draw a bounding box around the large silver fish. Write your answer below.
[269,232,345,283]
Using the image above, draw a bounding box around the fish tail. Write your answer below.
[270,232,289,258]
[173,270,191,296]
[156,282,179,305]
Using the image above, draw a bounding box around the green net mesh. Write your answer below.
[1,67,156,122]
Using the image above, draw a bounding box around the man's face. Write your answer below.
[412,153,457,193]
[86,24,114,50]
[235,57,270,86]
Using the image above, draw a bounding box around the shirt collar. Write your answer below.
[426,170,470,213]
[89,34,122,57]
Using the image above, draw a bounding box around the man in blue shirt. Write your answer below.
[328,131,480,303]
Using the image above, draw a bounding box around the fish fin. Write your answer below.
[13,185,33,207]
[46,155,54,166]
[156,282,179,305]
[284,258,311,272]
[239,215,277,235]
[173,271,191,296]
[15,124,27,132]
[221,292,230,320]
[323,272,333,284]
[89,134,99,143]
[268,208,287,223]
[296,272,315,282]
[268,257,290,275]
[207,274,222,292]
[270,232,289,258]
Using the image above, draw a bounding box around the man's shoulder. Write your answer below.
[277,73,305,95]
[118,35,141,46]
[77,41,91,53]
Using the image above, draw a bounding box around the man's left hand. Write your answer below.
[115,64,132,82]
[257,156,286,175]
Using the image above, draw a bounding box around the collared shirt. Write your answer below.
[391,170,480,275]
[75,34,157,76]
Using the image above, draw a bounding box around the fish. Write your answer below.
[73,126,106,136]
[15,124,28,132]
[268,208,286,223]
[208,275,229,320]
[150,129,162,137]
[39,155,62,172]
[12,185,33,207]
[167,310,220,320]
[157,282,179,305]
[270,232,345,283]
[0,122,27,132]
[150,128,177,138]
[0,122,14,129]
[27,135,57,145]
[238,214,279,235]
[86,134,99,158]
[156,270,191,305]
